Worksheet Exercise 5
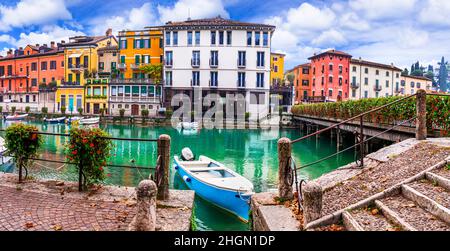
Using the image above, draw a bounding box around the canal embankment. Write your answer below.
[0,172,194,231]
[251,138,450,231]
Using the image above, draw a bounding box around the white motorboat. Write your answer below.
[174,148,254,222]
[4,114,28,121]
[0,137,14,173]
[79,117,100,125]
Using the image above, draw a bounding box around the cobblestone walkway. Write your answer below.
[0,185,136,231]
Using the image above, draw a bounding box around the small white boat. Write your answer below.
[67,116,82,124]
[174,148,254,222]
[177,122,199,130]
[4,114,28,121]
[44,117,66,124]
[0,137,14,173]
[79,117,100,125]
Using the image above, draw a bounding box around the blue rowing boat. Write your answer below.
[44,117,66,124]
[174,148,254,222]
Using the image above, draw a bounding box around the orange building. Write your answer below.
[290,63,312,104]
[0,42,64,112]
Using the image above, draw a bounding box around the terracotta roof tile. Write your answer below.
[308,49,352,60]
[351,58,402,71]
[158,16,275,30]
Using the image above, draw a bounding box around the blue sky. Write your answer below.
[1,0,450,70]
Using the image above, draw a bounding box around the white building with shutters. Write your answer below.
[156,17,275,119]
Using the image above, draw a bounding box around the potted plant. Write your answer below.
[25,106,30,113]
[41,107,48,114]
[61,106,66,115]
[78,107,83,116]
[141,109,149,124]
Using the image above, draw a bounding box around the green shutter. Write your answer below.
[135,55,140,64]
[148,39,151,48]
[121,56,125,64]
[140,39,144,48]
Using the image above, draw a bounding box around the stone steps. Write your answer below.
[344,207,400,231]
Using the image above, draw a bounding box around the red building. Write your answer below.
[308,50,352,102]
[0,42,64,111]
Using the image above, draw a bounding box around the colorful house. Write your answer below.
[291,63,312,103]
[309,50,352,102]
[0,42,64,112]
[270,53,285,86]
[57,29,117,114]
[110,28,164,116]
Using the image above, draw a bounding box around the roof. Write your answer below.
[60,35,115,47]
[155,16,275,31]
[351,58,402,71]
[271,52,286,57]
[0,47,63,62]
[287,63,310,72]
[97,45,119,52]
[402,75,432,81]
[308,49,352,60]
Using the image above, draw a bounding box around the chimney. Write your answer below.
[35,44,39,47]
[51,41,56,48]
[7,49,12,56]
[106,28,112,36]
[43,44,47,48]
[61,40,65,44]
[19,47,23,50]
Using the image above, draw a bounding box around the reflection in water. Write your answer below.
[0,120,360,231]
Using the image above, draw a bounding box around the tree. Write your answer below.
[77,107,83,115]
[41,107,48,114]
[25,106,30,113]
[402,68,409,76]
[438,56,449,92]
[141,109,149,123]
[286,73,294,85]
[139,64,163,84]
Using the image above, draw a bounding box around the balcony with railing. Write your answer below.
[117,63,127,70]
[109,78,156,84]
[60,81,82,88]
[86,78,109,85]
[164,59,173,68]
[351,82,359,89]
[68,64,85,72]
[210,58,219,68]
[0,74,28,79]
[109,95,161,103]
[374,85,382,92]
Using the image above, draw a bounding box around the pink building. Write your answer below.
[309,50,352,102]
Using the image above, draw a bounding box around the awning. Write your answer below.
[69,53,82,58]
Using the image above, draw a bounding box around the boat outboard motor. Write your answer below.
[181,147,195,161]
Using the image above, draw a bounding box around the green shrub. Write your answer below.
[245,112,251,121]
[41,107,48,114]
[77,107,83,115]
[0,106,3,113]
[61,106,66,115]
[11,106,16,114]
[25,106,30,113]
[119,109,125,118]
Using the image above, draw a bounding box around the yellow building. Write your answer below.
[270,52,285,86]
[117,28,163,79]
[56,29,117,114]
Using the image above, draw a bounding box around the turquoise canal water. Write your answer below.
[0,120,357,231]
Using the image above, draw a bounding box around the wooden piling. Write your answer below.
[416,89,427,140]
[278,137,293,200]
[157,134,171,200]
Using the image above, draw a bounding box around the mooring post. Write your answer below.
[157,134,171,200]
[302,181,323,225]
[128,180,157,231]
[416,89,427,140]
[278,137,293,200]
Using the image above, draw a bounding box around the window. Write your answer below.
[238,72,246,87]
[132,86,140,97]
[125,86,131,96]
[263,32,268,46]
[99,62,104,70]
[273,57,278,62]
[328,89,333,97]
[41,62,47,71]
[339,65,343,74]
[386,71,389,77]
[227,31,232,45]
[173,32,178,45]
[352,76,356,85]
[302,68,309,74]
[93,87,101,96]
[256,73,264,88]
[302,80,309,86]
[255,32,260,46]
[83,56,89,68]
[111,86,117,96]
[329,76,333,84]
[31,79,37,86]
[339,78,342,86]
[120,39,127,49]
[187,31,193,45]
[210,51,218,67]
[50,61,56,70]
[219,31,224,45]
[417,82,421,88]
[386,80,389,88]
[364,77,368,85]
[192,71,200,86]
[352,89,356,97]
[329,64,333,71]
[211,31,216,45]
[256,52,265,67]
[396,73,400,78]
[165,31,171,45]
[195,31,200,45]
[352,66,356,72]
[365,68,368,74]
[411,82,415,88]
[274,66,278,73]
[192,51,200,67]
[238,51,246,67]
[210,71,218,87]
[247,31,252,46]
[165,51,173,66]
[142,55,150,64]
[376,70,379,75]
[364,91,368,98]
[31,63,37,71]
[118,86,124,96]
[401,80,405,86]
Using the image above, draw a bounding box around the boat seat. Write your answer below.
[188,167,227,172]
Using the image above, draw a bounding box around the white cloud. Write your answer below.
[14,25,84,48]
[0,34,16,44]
[157,0,229,23]
[349,0,417,20]
[0,0,72,31]
[89,3,158,35]
[312,29,347,47]
[339,12,370,31]
[284,3,335,32]
[419,0,450,26]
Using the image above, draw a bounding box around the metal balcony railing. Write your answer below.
[374,85,382,91]
[351,82,359,89]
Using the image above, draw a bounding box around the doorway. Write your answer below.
[131,104,139,116]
